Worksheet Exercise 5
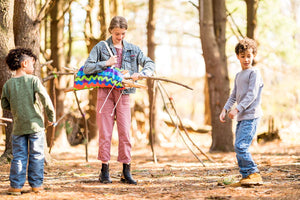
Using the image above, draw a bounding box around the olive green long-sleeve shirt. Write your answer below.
[1,75,55,135]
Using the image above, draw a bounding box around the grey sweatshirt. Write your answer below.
[224,67,264,121]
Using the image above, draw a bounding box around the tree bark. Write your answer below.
[199,0,233,152]
[245,0,258,39]
[14,0,54,163]
[0,0,15,163]
[13,0,41,78]
[48,0,66,146]
[147,0,159,145]
[111,0,123,16]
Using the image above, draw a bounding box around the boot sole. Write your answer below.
[120,178,137,185]
[99,180,112,184]
[241,182,263,186]
[8,192,21,195]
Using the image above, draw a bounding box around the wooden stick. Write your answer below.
[0,122,7,127]
[157,83,205,166]
[125,76,193,90]
[73,90,89,162]
[0,117,13,123]
[43,72,75,83]
[159,82,215,163]
[164,120,211,134]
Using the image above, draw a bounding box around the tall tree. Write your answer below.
[83,0,112,141]
[198,0,234,152]
[111,0,123,16]
[147,0,159,147]
[245,0,258,39]
[13,0,41,77]
[0,0,15,163]
[47,0,67,146]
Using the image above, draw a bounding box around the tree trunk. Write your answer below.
[111,0,123,16]
[48,0,66,146]
[13,0,41,78]
[245,0,258,39]
[100,0,110,41]
[14,0,54,163]
[66,8,72,67]
[199,0,233,152]
[147,0,158,145]
[204,76,211,125]
[0,0,15,163]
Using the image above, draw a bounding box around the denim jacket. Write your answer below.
[83,37,155,94]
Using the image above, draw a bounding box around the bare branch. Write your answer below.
[188,0,199,9]
[125,76,193,90]
[35,0,54,24]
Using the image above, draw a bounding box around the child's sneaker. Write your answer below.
[8,187,21,195]
[240,173,263,186]
[32,187,43,193]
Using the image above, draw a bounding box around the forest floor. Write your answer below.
[0,131,299,200]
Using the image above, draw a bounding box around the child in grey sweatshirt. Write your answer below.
[219,37,264,186]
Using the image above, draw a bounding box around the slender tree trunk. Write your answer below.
[245,0,258,39]
[67,8,72,67]
[48,0,66,146]
[199,0,233,152]
[0,0,15,163]
[100,0,110,40]
[111,0,123,16]
[147,0,158,145]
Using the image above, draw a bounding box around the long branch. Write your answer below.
[35,0,53,24]
[0,117,13,123]
[159,82,215,163]
[73,90,89,162]
[157,83,205,166]
[43,72,75,83]
[125,76,193,90]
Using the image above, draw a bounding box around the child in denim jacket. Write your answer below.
[219,37,264,186]
[1,48,55,195]
[83,16,155,185]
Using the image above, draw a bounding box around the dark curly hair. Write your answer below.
[235,37,257,56]
[5,48,37,71]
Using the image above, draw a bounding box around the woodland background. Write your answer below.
[0,0,299,199]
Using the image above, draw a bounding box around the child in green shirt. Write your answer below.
[1,48,55,195]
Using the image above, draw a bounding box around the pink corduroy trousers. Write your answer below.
[96,88,132,163]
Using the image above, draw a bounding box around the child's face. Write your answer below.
[22,57,35,74]
[111,28,127,45]
[236,49,255,70]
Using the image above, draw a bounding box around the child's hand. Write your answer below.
[228,108,239,119]
[106,56,117,66]
[219,109,227,123]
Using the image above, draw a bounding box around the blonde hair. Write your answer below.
[108,16,128,33]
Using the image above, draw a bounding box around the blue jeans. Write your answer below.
[235,118,259,178]
[10,131,45,189]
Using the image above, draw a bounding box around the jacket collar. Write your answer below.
[106,36,132,51]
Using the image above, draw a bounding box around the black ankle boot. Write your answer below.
[99,163,112,183]
[120,163,137,185]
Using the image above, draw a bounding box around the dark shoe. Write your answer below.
[99,163,112,184]
[120,163,137,185]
